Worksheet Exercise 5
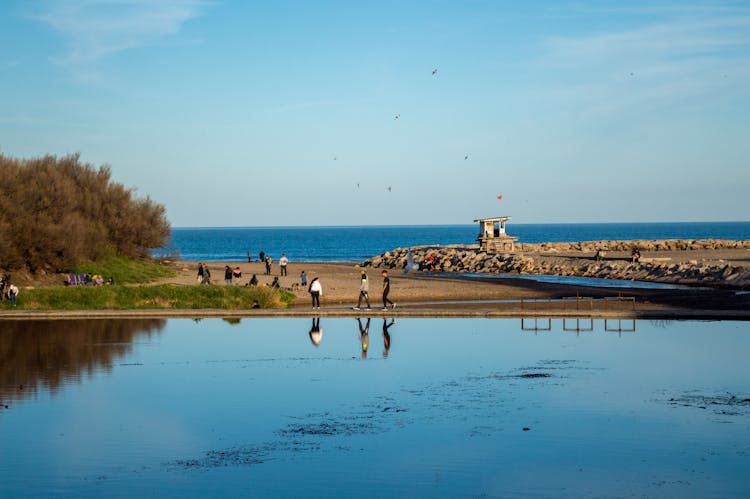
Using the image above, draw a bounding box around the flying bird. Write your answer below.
[393,114,400,120]
[387,186,392,192]
[432,68,438,76]
[464,155,469,160]
[356,182,360,189]
[404,250,419,274]
[333,156,337,161]
[629,72,635,77]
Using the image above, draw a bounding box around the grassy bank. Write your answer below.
[4,284,294,310]
[73,255,176,284]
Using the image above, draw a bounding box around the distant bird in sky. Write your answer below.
[393,114,400,120]
[629,72,635,77]
[464,154,469,160]
[356,182,360,189]
[387,186,392,192]
[432,68,438,76]
[333,156,337,161]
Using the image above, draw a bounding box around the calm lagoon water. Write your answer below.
[2,318,749,498]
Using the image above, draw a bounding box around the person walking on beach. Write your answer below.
[279,254,289,276]
[381,270,395,310]
[247,251,252,263]
[357,318,370,359]
[203,265,211,285]
[354,270,371,310]
[259,251,265,264]
[300,270,308,288]
[197,263,204,284]
[232,266,242,285]
[224,265,233,285]
[309,277,322,309]
[264,256,272,275]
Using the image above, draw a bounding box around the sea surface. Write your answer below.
[164,222,750,262]
[2,318,749,498]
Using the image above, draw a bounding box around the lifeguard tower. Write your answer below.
[475,216,518,252]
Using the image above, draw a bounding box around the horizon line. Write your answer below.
[171,220,750,230]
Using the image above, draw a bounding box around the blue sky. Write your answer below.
[1,1,748,227]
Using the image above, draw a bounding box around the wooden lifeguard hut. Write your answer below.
[475,216,518,252]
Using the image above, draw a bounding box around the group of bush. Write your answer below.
[0,153,170,274]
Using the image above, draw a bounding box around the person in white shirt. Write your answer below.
[309,277,322,309]
[279,254,289,276]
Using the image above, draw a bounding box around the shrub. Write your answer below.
[0,153,170,273]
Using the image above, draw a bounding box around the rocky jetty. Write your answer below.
[516,239,750,253]
[362,240,750,289]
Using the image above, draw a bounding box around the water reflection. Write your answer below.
[2,318,749,498]
[0,319,165,405]
[520,317,637,335]
[308,317,322,346]
[357,318,370,358]
[382,318,395,357]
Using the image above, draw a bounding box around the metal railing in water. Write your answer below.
[521,317,637,335]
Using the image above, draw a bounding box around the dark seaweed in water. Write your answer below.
[279,421,375,437]
[170,361,588,470]
[172,402,409,469]
[666,392,750,416]
[173,441,322,468]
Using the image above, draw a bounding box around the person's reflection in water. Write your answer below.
[356,318,370,359]
[382,318,395,358]
[308,317,322,347]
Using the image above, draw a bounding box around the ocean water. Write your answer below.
[2,318,749,498]
[164,221,750,262]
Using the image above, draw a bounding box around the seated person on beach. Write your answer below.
[247,274,258,286]
[420,256,436,271]
[270,276,280,288]
[631,247,641,263]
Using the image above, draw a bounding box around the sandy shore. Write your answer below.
[2,247,749,319]
[142,257,750,317]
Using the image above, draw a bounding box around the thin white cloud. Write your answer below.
[539,4,750,120]
[31,0,213,65]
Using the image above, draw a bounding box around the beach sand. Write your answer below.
[3,247,748,319]
[158,251,750,316]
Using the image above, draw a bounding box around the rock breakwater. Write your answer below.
[516,239,750,253]
[362,240,750,289]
